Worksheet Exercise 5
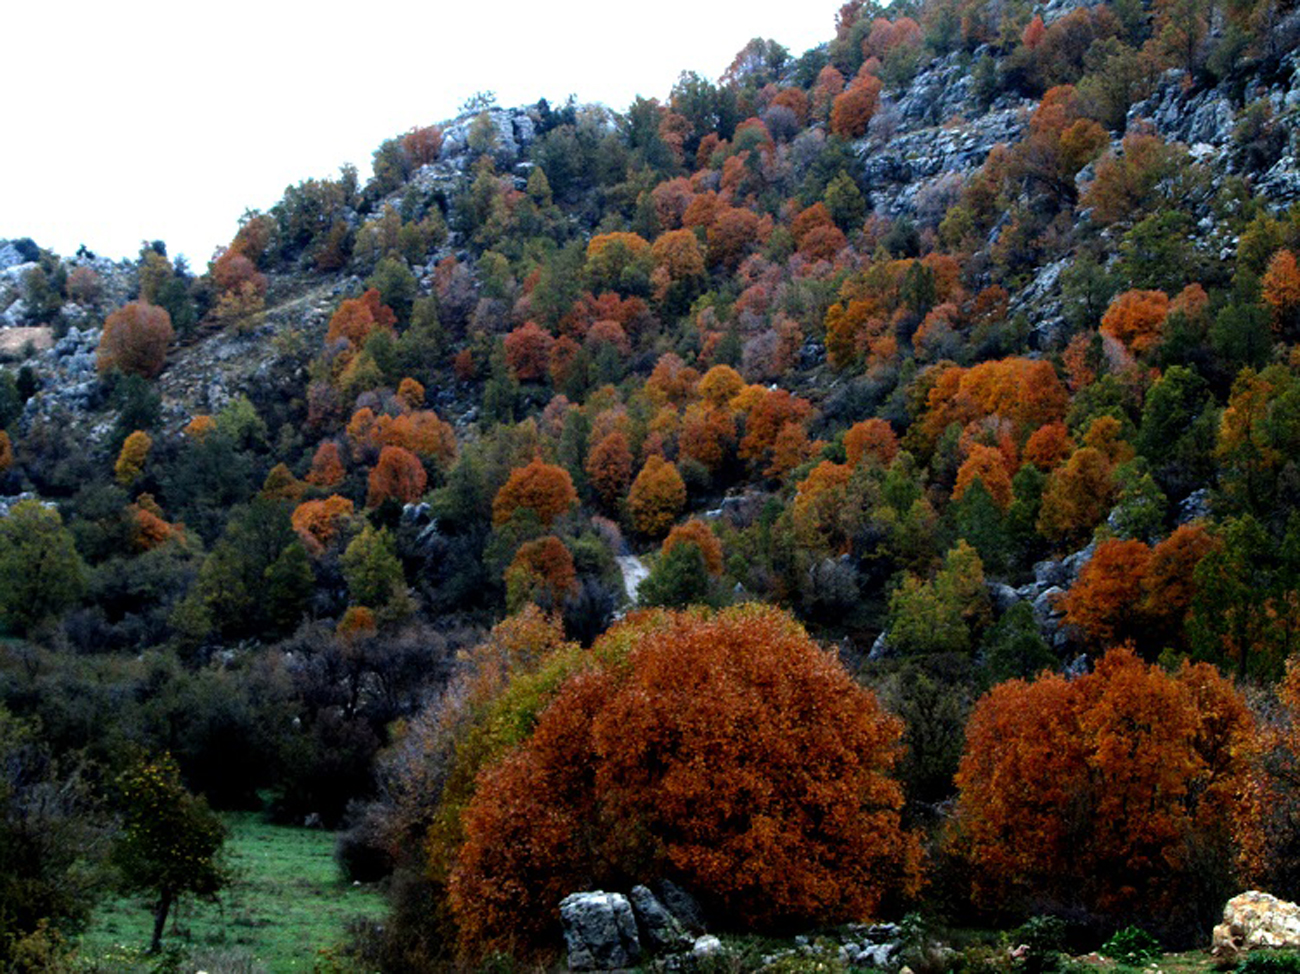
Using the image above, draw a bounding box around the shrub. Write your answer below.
[448,604,923,963]
[1101,926,1161,966]
[97,301,174,378]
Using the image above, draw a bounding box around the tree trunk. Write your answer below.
[150,889,173,954]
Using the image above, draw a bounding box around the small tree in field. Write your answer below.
[113,753,227,953]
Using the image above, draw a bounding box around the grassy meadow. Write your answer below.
[77,812,385,973]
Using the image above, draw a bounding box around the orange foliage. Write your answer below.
[0,431,11,474]
[183,414,215,442]
[403,124,443,167]
[505,535,579,609]
[679,403,736,473]
[1101,289,1170,355]
[650,178,696,230]
[844,418,900,468]
[492,459,578,527]
[920,358,1069,452]
[584,318,631,355]
[504,322,554,382]
[651,229,706,283]
[1263,250,1300,333]
[644,353,699,408]
[830,75,883,139]
[326,288,396,349]
[210,251,267,297]
[397,377,426,410]
[1022,14,1046,47]
[97,301,174,378]
[707,207,766,269]
[662,519,724,576]
[292,495,355,556]
[548,335,582,386]
[1037,446,1115,546]
[953,443,1014,509]
[1023,422,1074,470]
[337,605,377,637]
[738,388,813,468]
[448,605,922,961]
[952,646,1255,927]
[305,441,346,487]
[698,364,745,406]
[793,461,854,552]
[626,454,687,536]
[1143,522,1218,631]
[366,445,427,508]
[1059,538,1153,644]
[1081,131,1177,225]
[585,430,634,509]
[131,503,178,552]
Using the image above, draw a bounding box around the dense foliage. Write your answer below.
[4,0,1300,964]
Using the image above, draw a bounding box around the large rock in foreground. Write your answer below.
[560,891,642,971]
[1212,891,1300,959]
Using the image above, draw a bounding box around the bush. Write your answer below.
[1236,953,1300,974]
[448,604,923,963]
[1101,926,1160,966]
[97,301,174,378]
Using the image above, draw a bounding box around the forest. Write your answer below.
[3,0,1300,969]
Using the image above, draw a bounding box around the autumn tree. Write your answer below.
[367,445,428,508]
[504,322,555,382]
[504,535,578,611]
[1263,249,1300,337]
[492,458,578,527]
[448,605,922,961]
[950,646,1255,940]
[585,430,634,509]
[326,288,397,349]
[845,418,900,468]
[830,75,884,138]
[114,430,152,486]
[662,518,724,576]
[291,495,356,556]
[626,454,687,536]
[953,443,1013,509]
[1100,289,1170,355]
[97,301,174,378]
[305,441,346,487]
[1058,538,1153,646]
[1036,446,1115,547]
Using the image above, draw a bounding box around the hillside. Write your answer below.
[4,0,1300,968]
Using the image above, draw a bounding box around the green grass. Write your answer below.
[77,812,385,973]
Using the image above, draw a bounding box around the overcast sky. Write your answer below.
[1,1,840,268]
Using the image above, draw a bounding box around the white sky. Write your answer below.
[1,1,840,268]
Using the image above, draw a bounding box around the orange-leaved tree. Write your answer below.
[1100,289,1170,356]
[661,519,723,576]
[585,430,634,510]
[98,301,174,378]
[448,604,923,962]
[367,445,427,508]
[626,454,687,536]
[950,645,1255,939]
[492,459,578,527]
[504,535,579,611]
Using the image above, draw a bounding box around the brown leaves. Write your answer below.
[952,646,1255,927]
[448,605,922,962]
